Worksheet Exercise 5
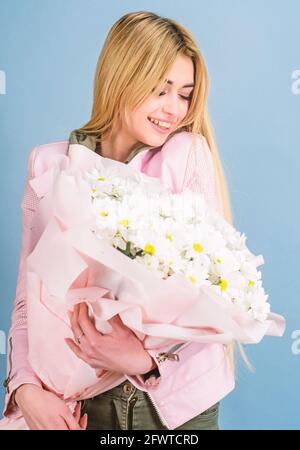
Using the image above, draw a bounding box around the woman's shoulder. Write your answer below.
[151,131,212,194]
[27,139,69,178]
[159,131,212,171]
[161,131,210,156]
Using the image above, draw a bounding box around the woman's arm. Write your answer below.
[2,147,87,429]
[2,147,43,417]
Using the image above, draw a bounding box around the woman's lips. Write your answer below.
[147,117,171,134]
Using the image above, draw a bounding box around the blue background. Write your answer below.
[0,0,299,429]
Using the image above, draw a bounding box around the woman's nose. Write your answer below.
[162,93,180,118]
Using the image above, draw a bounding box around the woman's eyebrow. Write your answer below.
[164,78,194,88]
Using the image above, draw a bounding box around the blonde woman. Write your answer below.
[2,11,250,430]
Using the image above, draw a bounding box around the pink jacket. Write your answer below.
[2,131,235,430]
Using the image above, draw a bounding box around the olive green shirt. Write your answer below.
[68,129,148,164]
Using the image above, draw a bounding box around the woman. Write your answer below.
[2,11,250,430]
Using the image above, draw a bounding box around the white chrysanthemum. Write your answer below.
[83,166,270,323]
[210,247,241,276]
[136,252,161,272]
[236,289,270,321]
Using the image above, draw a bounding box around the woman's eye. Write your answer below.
[181,95,192,101]
[159,90,192,101]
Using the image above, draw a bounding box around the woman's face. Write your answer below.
[101,55,194,161]
[126,54,194,147]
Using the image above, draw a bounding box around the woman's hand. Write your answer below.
[65,303,155,376]
[14,384,88,430]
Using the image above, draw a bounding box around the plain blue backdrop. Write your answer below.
[0,0,299,430]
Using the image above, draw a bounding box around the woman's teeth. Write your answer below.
[148,117,171,129]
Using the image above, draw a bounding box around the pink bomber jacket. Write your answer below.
[1,131,235,430]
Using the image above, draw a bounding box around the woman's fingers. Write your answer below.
[73,402,81,422]
[73,402,87,430]
[79,413,88,430]
[108,313,124,327]
[144,375,161,386]
[64,337,85,360]
[63,409,84,430]
[68,303,100,345]
[77,303,102,341]
[68,305,84,343]
[107,313,131,337]
[69,304,127,345]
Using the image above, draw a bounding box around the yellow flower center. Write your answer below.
[99,211,108,217]
[165,233,173,241]
[193,242,204,253]
[91,188,97,193]
[119,219,130,228]
[97,177,105,181]
[144,243,156,255]
[188,275,197,284]
[248,280,255,287]
[219,278,228,291]
[215,257,222,264]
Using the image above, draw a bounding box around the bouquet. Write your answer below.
[20,144,285,399]
[86,165,269,323]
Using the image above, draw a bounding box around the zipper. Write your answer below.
[145,341,190,429]
[167,341,190,354]
[127,397,137,429]
[156,341,190,363]
[146,390,170,429]
[3,337,14,394]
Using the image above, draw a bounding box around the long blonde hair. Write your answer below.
[75,11,254,377]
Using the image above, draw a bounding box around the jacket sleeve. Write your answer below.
[2,147,43,418]
[126,133,225,389]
